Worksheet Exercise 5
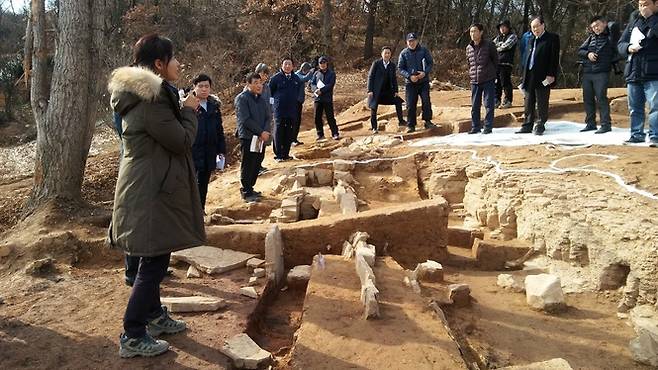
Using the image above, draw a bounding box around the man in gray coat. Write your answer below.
[235,72,272,202]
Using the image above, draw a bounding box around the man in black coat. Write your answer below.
[192,74,226,210]
[578,16,616,134]
[367,46,407,133]
[618,0,658,146]
[493,20,518,109]
[517,16,561,135]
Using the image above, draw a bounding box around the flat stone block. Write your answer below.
[160,296,226,313]
[172,246,257,275]
[221,333,272,369]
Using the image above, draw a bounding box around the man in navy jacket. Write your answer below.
[398,32,437,133]
[192,74,226,209]
[310,56,340,140]
[269,58,302,161]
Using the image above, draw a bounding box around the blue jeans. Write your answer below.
[627,81,658,140]
[471,80,496,130]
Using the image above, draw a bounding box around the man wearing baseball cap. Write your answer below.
[398,32,437,133]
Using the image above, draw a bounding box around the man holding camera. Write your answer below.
[577,16,616,134]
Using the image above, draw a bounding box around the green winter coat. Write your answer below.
[108,66,206,256]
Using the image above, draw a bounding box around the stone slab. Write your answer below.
[240,287,259,299]
[246,258,265,269]
[447,226,483,248]
[172,246,257,275]
[472,238,530,270]
[160,296,226,313]
[499,358,573,370]
[221,333,272,369]
[291,256,466,369]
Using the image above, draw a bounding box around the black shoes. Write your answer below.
[595,126,611,134]
[515,127,532,134]
[624,137,645,144]
[468,128,481,134]
[650,138,658,147]
[533,125,545,136]
[424,121,437,129]
[407,126,416,133]
[580,124,597,132]
[482,128,492,134]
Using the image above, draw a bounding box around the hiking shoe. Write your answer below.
[119,333,169,358]
[398,120,408,127]
[595,126,611,134]
[316,136,326,142]
[624,137,645,144]
[258,166,268,175]
[424,121,437,129]
[291,140,304,146]
[147,306,187,337]
[580,124,597,132]
[650,138,658,147]
[482,128,493,134]
[515,127,532,134]
[371,128,378,134]
[468,128,481,134]
[500,102,512,109]
[407,126,416,133]
[332,134,340,140]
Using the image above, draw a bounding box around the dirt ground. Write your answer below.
[441,267,648,370]
[0,70,657,369]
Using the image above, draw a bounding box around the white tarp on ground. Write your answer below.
[411,121,651,147]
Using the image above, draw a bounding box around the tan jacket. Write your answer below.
[108,66,205,256]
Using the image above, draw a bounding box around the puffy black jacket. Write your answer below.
[618,13,658,83]
[578,28,616,74]
[466,40,499,85]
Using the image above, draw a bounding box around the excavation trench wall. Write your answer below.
[206,199,449,268]
[462,161,658,310]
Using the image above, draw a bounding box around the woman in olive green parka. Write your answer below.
[108,34,205,358]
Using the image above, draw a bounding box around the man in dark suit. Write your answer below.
[367,46,407,133]
[516,16,561,135]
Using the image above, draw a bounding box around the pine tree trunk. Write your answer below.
[364,0,378,59]
[28,0,109,211]
[322,0,332,54]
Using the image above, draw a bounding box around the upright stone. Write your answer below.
[265,225,285,285]
[525,274,566,313]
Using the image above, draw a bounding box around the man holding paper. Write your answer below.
[618,0,658,146]
[311,56,340,141]
[516,16,560,135]
[398,32,437,133]
[191,74,226,210]
[235,73,272,202]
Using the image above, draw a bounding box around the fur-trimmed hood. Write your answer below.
[108,66,164,116]
[108,66,163,100]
